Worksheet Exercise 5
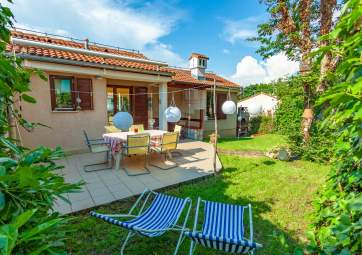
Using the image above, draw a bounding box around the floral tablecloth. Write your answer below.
[103,130,166,153]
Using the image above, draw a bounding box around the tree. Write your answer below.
[317,0,337,92]
[252,0,337,140]
[0,2,81,254]
[308,0,362,253]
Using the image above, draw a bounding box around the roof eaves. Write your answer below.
[18,54,173,77]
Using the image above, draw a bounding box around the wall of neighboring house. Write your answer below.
[237,94,278,117]
[203,91,238,138]
[18,72,108,153]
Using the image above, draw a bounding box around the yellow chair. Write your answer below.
[104,125,121,133]
[122,133,150,176]
[151,132,178,170]
[174,125,182,135]
[129,124,145,132]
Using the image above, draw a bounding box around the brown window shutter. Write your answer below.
[76,78,93,110]
[216,93,227,120]
[49,75,56,110]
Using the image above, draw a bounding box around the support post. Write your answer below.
[158,82,168,131]
[213,77,218,174]
[147,85,153,129]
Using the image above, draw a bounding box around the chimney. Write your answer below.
[84,38,89,49]
[189,53,209,80]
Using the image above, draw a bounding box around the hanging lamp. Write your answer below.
[222,89,236,114]
[113,95,133,130]
[165,92,181,123]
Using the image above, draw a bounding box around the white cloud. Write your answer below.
[222,49,230,54]
[222,16,260,44]
[144,43,188,67]
[231,53,299,87]
[7,0,185,63]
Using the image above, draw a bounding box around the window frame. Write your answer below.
[206,90,214,119]
[50,75,75,111]
[206,91,227,120]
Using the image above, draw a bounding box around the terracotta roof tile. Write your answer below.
[164,67,240,88]
[8,30,167,73]
[188,53,209,60]
[8,30,239,87]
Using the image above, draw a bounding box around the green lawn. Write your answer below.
[66,155,329,255]
[216,134,287,152]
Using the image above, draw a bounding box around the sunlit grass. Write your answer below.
[214,134,287,152]
[66,155,329,254]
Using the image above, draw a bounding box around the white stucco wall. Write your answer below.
[237,93,278,117]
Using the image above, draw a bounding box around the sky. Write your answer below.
[7,0,299,86]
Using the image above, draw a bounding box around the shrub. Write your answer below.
[249,115,275,135]
[308,0,362,253]
[0,3,82,254]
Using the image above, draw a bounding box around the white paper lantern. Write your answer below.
[248,104,262,116]
[113,112,133,131]
[222,100,236,114]
[165,106,181,123]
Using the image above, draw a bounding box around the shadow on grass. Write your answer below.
[262,160,276,166]
[66,165,303,255]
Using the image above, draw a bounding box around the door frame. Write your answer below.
[106,85,149,128]
[107,85,134,115]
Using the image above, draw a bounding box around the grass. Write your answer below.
[215,134,287,152]
[66,155,329,255]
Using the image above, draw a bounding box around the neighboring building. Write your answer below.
[237,93,278,117]
[8,29,240,153]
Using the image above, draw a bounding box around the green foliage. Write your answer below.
[0,2,82,254]
[250,0,319,61]
[240,83,276,99]
[308,0,362,253]
[249,115,275,134]
[274,78,305,136]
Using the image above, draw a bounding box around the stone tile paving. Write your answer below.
[53,140,221,214]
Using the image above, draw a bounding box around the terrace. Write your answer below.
[53,140,221,214]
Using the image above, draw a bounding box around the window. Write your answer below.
[107,86,131,123]
[206,91,227,120]
[216,93,227,120]
[50,75,93,111]
[206,91,214,119]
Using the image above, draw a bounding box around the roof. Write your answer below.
[7,30,170,74]
[188,53,209,60]
[7,30,239,88]
[165,67,240,88]
[239,92,278,102]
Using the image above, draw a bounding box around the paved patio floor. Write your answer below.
[54,140,221,214]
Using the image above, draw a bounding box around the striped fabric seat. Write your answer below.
[184,200,259,254]
[90,193,187,237]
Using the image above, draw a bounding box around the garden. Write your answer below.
[66,144,330,255]
[1,0,361,255]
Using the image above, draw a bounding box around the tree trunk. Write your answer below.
[299,0,313,142]
[317,0,337,92]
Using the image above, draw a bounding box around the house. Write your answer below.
[237,93,278,117]
[8,29,240,153]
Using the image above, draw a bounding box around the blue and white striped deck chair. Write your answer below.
[90,189,192,255]
[184,198,262,254]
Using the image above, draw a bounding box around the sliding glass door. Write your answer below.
[106,86,131,123]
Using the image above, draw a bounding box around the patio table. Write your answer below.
[103,130,167,170]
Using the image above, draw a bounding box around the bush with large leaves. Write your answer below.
[308,0,362,253]
[0,2,81,254]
